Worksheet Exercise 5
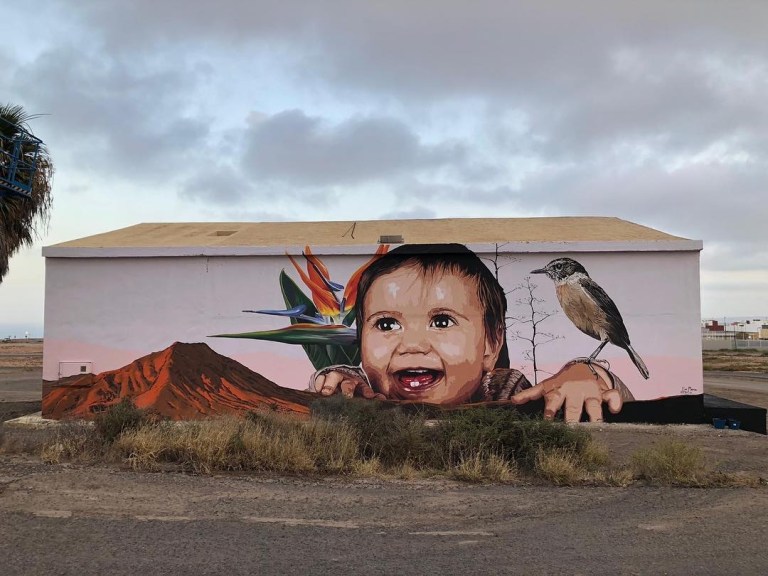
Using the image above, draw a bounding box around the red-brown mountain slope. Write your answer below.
[42,342,315,420]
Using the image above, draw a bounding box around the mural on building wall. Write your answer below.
[42,243,647,421]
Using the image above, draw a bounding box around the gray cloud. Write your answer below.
[516,158,768,249]
[379,207,438,220]
[180,166,253,204]
[35,2,768,191]
[63,2,768,95]
[11,46,209,181]
[240,110,464,186]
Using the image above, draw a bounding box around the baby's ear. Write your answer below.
[482,329,504,372]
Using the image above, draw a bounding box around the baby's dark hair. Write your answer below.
[355,243,510,368]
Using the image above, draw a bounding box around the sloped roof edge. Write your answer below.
[45,217,697,253]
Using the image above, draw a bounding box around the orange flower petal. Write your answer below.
[287,253,340,316]
[343,244,389,310]
[303,245,331,289]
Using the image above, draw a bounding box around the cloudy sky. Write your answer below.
[2,0,767,335]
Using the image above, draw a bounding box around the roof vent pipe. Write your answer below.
[378,235,404,244]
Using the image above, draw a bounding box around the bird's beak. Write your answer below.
[530,268,546,275]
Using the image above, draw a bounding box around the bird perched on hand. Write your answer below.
[531,257,650,379]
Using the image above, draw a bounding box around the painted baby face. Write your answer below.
[360,264,500,405]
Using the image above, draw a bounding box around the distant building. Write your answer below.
[703,320,725,332]
[703,318,768,340]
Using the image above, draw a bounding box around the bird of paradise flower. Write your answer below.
[212,245,388,370]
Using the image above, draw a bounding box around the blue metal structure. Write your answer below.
[0,115,42,199]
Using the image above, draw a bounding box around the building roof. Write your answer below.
[43,217,701,258]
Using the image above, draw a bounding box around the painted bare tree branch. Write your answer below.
[507,276,562,385]
[482,243,518,369]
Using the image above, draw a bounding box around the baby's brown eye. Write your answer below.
[430,314,456,329]
[374,317,401,331]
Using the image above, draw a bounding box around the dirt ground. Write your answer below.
[0,339,43,371]
[703,348,768,371]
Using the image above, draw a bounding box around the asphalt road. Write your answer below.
[1,459,767,576]
[704,371,768,390]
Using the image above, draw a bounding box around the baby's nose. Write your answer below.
[397,326,431,353]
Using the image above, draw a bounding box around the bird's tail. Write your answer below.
[625,344,650,379]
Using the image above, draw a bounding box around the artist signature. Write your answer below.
[679,386,697,395]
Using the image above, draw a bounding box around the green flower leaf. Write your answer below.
[211,325,358,346]
[277,270,330,369]
[279,270,318,317]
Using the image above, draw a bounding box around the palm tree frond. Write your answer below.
[0,103,53,282]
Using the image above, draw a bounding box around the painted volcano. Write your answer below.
[42,342,315,420]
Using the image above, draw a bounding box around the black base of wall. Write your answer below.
[510,395,709,427]
[403,393,767,435]
[602,394,705,425]
[702,394,767,435]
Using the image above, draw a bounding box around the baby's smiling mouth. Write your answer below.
[394,369,444,392]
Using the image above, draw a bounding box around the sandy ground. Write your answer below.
[0,340,43,370]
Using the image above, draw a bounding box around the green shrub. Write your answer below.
[94,398,148,443]
[631,439,707,485]
[312,396,442,467]
[312,399,597,475]
[436,407,592,470]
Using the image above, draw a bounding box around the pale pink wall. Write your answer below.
[43,248,702,399]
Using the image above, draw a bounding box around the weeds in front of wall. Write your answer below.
[451,452,517,483]
[115,411,361,475]
[41,423,104,464]
[629,439,762,487]
[631,439,707,485]
[2,397,764,487]
[94,397,158,443]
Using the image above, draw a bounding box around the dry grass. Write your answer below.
[630,439,765,487]
[390,462,420,480]
[702,349,768,371]
[0,341,43,371]
[351,457,383,476]
[115,413,360,474]
[40,423,103,464]
[452,452,517,483]
[630,439,707,485]
[589,468,635,487]
[534,449,582,485]
[10,399,763,487]
[532,439,613,486]
[579,440,610,470]
[1,403,616,485]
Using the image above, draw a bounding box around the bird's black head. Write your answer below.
[531,257,589,282]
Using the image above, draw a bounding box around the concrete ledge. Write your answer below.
[3,412,93,430]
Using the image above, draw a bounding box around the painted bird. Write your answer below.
[531,257,650,379]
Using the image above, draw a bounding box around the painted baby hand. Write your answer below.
[310,365,386,400]
[510,361,623,423]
